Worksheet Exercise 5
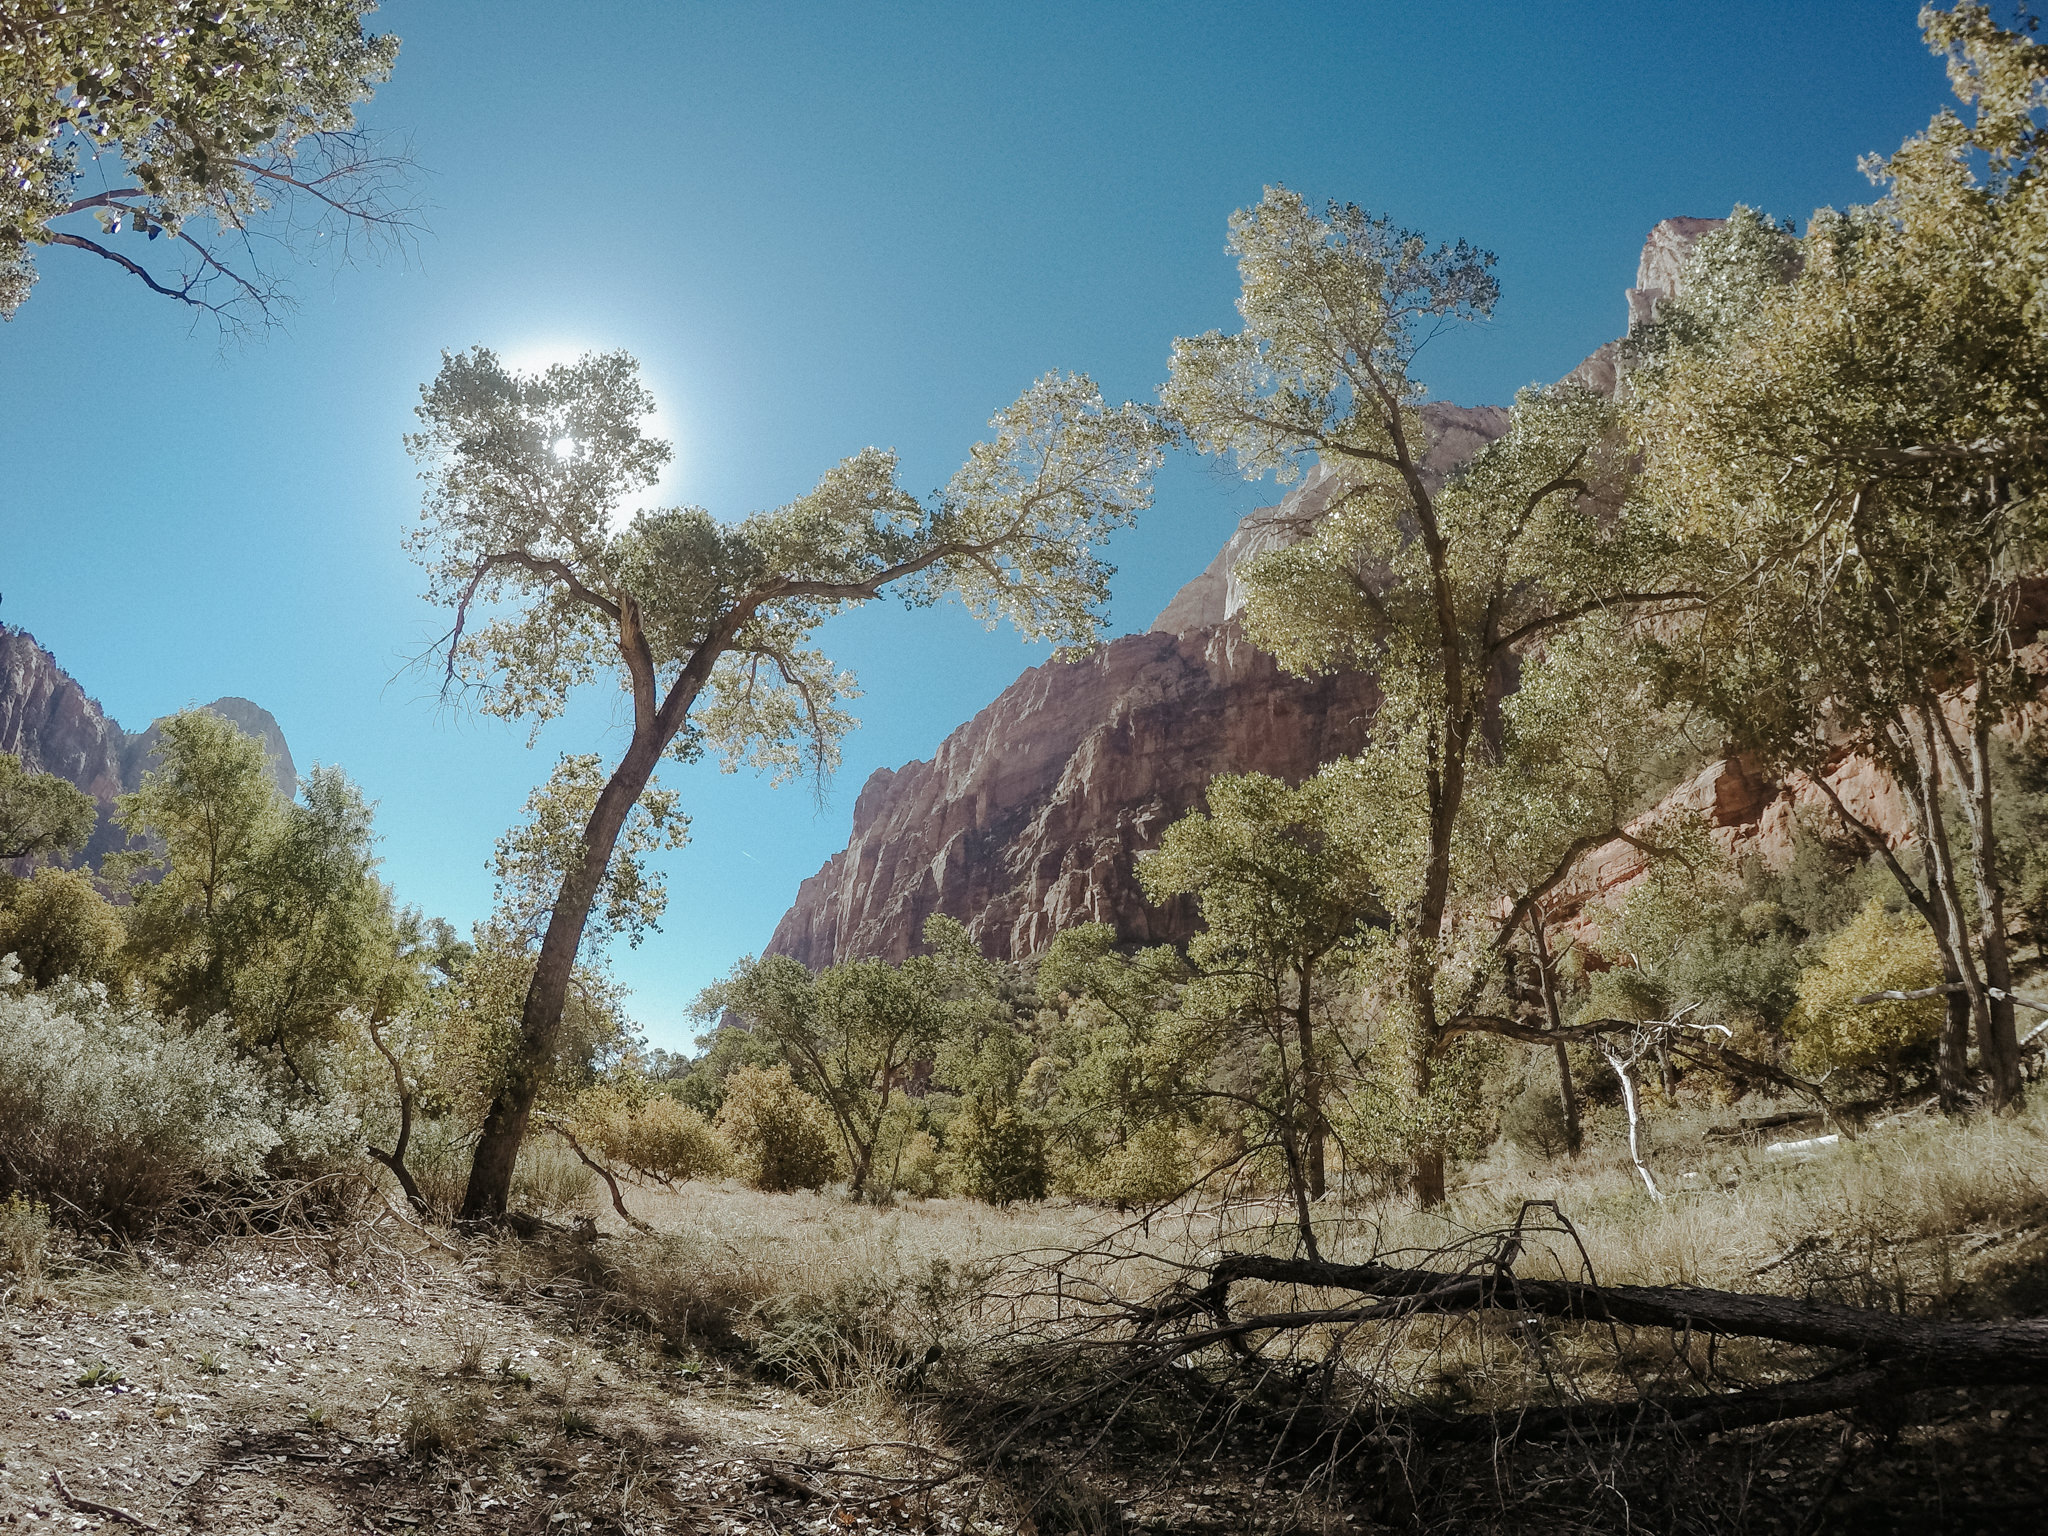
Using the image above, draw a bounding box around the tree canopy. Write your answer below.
[1,0,412,332]
[1161,187,1700,1200]
[407,347,1164,1220]
[0,752,97,866]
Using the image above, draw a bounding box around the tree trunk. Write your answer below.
[460,727,669,1223]
[364,1018,427,1213]
[1411,1148,1446,1208]
[1959,707,2025,1109]
[1900,710,1981,1109]
[1528,912,1582,1157]
[1294,962,1325,1199]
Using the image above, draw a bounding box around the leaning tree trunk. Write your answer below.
[1529,909,1582,1157]
[459,729,667,1223]
[1293,963,1326,1199]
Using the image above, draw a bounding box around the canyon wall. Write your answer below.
[0,625,295,874]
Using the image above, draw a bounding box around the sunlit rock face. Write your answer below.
[764,400,1507,970]
[764,622,1383,967]
[0,625,294,876]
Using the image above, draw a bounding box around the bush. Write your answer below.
[0,867,124,987]
[0,961,351,1231]
[715,1065,839,1192]
[1499,1079,1571,1159]
[581,1089,732,1185]
[950,1101,1049,1206]
[1787,898,1944,1085]
[0,1194,66,1291]
[1063,1118,1184,1209]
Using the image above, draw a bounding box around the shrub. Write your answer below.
[1499,1079,1571,1159]
[715,1065,838,1192]
[884,1129,948,1199]
[950,1101,1049,1206]
[1063,1118,1184,1209]
[581,1089,732,1184]
[0,867,124,987]
[0,1193,66,1291]
[1787,898,1944,1085]
[0,961,351,1230]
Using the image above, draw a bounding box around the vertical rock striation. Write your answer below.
[764,623,1382,967]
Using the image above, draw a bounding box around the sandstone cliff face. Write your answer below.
[0,625,295,874]
[766,624,1382,966]
[765,218,1743,970]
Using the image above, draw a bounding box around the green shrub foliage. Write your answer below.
[0,959,350,1231]
[0,867,124,987]
[715,1065,839,1192]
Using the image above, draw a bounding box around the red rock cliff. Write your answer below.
[765,623,1382,966]
[0,625,295,874]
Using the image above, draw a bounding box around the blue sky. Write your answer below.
[1,1,1956,1049]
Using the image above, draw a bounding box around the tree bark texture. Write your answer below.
[1294,961,1326,1200]
[1202,1252,2048,1378]
[1528,909,1582,1157]
[460,726,670,1222]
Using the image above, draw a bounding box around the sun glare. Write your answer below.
[498,335,687,526]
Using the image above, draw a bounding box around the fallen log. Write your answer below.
[1203,1253,2048,1378]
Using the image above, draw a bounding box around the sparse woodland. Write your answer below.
[6,4,2048,1532]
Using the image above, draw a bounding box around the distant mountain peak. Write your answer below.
[0,623,295,875]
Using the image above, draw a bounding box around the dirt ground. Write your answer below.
[0,1239,989,1535]
[3,1185,2045,1535]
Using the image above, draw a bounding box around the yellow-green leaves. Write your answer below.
[2,0,406,326]
[1788,898,1944,1078]
[1162,187,1497,485]
[930,373,1165,652]
[0,753,98,866]
[1141,772,1389,976]
[491,753,686,949]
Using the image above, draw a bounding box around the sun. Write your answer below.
[496,335,689,523]
[498,337,598,377]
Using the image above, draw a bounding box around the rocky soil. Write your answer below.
[0,1240,980,1536]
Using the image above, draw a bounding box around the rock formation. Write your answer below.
[764,402,1508,970]
[0,624,295,874]
[766,623,1384,968]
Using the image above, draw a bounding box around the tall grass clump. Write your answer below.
[0,959,349,1231]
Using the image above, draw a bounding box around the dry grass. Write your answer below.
[550,1094,2048,1398]
[1336,1095,2048,1310]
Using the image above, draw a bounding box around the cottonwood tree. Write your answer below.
[1629,6,2048,1111]
[1162,188,1699,1202]
[2,0,414,334]
[1138,771,1388,1216]
[115,709,394,1067]
[0,753,97,866]
[408,347,1163,1221]
[696,948,948,1200]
